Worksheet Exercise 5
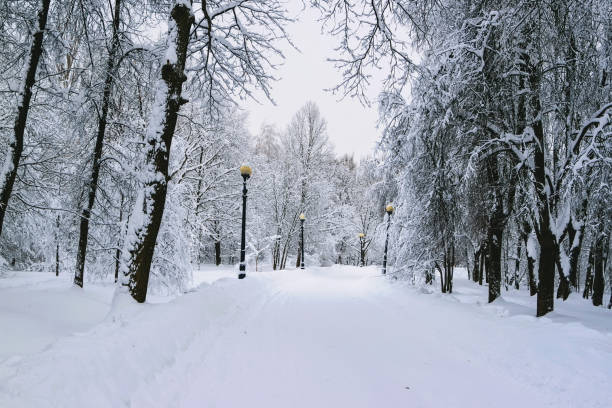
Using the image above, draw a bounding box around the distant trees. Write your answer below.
[246,102,384,271]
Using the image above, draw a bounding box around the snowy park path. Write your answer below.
[134,267,610,408]
[1,266,611,407]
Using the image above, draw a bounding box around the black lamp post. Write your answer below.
[359,233,366,267]
[238,165,252,279]
[299,213,305,269]
[382,204,394,275]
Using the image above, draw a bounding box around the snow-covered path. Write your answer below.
[1,266,611,407]
[135,267,610,408]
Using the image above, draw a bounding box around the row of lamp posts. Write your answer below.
[237,165,394,278]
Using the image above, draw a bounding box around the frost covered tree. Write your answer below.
[320,0,611,316]
[0,0,51,238]
[73,0,124,287]
[120,0,294,302]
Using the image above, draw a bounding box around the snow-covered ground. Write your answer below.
[1,265,610,407]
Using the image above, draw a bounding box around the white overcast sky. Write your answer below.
[241,4,383,160]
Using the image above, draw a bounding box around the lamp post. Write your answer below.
[382,204,394,275]
[238,165,252,279]
[358,233,366,267]
[299,213,305,269]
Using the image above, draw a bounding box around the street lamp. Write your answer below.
[382,204,394,275]
[238,165,252,279]
[358,232,366,267]
[299,213,305,269]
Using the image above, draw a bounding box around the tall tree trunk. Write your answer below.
[556,248,570,300]
[272,228,281,270]
[526,59,557,317]
[592,233,606,306]
[447,243,454,293]
[568,199,587,290]
[522,223,537,296]
[0,0,51,238]
[487,224,503,303]
[295,243,301,268]
[435,261,445,293]
[215,241,221,266]
[486,153,504,303]
[479,246,485,286]
[120,2,193,303]
[466,248,471,281]
[280,236,290,269]
[55,215,60,276]
[114,192,124,283]
[74,0,122,287]
[514,237,521,290]
[472,246,481,283]
[583,246,594,299]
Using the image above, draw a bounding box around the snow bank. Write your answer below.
[0,269,264,407]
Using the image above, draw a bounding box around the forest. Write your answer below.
[0,1,610,314]
[1,1,611,406]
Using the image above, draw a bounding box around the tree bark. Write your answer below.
[583,246,594,299]
[485,154,504,303]
[526,59,557,317]
[114,192,124,283]
[567,198,587,291]
[479,245,485,286]
[74,0,122,287]
[487,224,503,303]
[536,228,556,316]
[0,0,51,238]
[55,215,60,276]
[435,262,445,293]
[215,241,221,266]
[514,237,521,290]
[592,233,606,306]
[472,246,481,283]
[120,2,192,303]
[522,223,537,296]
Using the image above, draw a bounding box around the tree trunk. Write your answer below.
[528,59,556,317]
[435,262,445,293]
[583,246,594,299]
[536,229,556,316]
[74,0,122,287]
[487,209,504,303]
[55,215,60,276]
[114,193,124,283]
[466,248,471,281]
[568,200,587,290]
[120,2,193,303]
[514,238,521,290]
[592,234,606,306]
[556,246,570,301]
[0,0,51,238]
[295,243,301,268]
[215,241,221,266]
[280,236,290,270]
[478,244,487,286]
[472,246,481,283]
[272,233,280,270]
[522,223,537,296]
